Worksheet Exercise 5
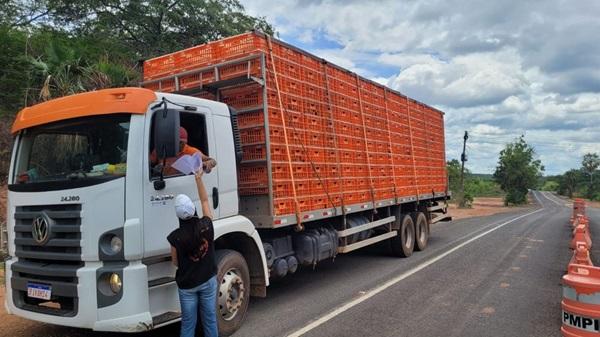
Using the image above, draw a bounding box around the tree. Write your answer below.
[446,159,474,206]
[493,136,544,205]
[581,153,600,198]
[42,0,274,58]
[557,169,584,199]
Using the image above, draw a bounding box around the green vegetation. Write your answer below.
[493,136,544,205]
[447,159,504,207]
[0,0,274,180]
[546,153,600,200]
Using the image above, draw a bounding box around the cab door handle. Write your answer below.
[212,187,219,209]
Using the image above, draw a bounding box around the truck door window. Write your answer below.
[150,111,209,179]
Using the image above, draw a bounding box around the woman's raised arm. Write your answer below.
[194,171,213,220]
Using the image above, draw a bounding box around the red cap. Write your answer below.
[179,127,188,142]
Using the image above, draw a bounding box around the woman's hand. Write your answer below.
[202,157,217,173]
[194,169,204,180]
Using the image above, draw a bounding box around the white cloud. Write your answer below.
[240,0,600,174]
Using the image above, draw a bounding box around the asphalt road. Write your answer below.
[10,191,582,337]
[235,191,573,337]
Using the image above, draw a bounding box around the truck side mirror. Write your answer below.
[152,107,180,190]
[153,108,180,159]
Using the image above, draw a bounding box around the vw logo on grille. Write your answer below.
[32,216,50,245]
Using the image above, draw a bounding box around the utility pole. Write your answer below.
[459,131,469,207]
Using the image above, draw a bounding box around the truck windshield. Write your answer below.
[14,114,131,185]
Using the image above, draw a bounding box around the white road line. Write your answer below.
[532,190,544,207]
[286,207,545,337]
[541,191,562,207]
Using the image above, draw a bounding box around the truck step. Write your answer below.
[338,231,397,253]
[152,311,181,327]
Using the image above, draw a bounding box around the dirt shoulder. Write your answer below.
[448,197,530,221]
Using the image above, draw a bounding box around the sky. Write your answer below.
[239,0,600,175]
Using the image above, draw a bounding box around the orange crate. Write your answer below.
[310,180,325,195]
[221,86,263,109]
[274,198,294,215]
[238,165,268,185]
[144,55,176,80]
[292,164,311,179]
[343,191,358,204]
[178,70,217,90]
[282,94,305,113]
[311,196,329,210]
[272,164,291,180]
[305,101,327,117]
[273,182,293,198]
[271,144,304,162]
[296,180,311,195]
[303,83,325,102]
[340,150,355,162]
[240,128,265,144]
[306,148,327,163]
[239,187,268,196]
[242,144,266,161]
[306,131,325,147]
[219,60,261,80]
[237,111,264,128]
[213,33,264,60]
[298,197,312,212]
[266,109,284,126]
[173,44,214,71]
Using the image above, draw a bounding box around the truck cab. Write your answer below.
[5,87,268,334]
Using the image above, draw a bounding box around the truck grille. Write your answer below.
[11,204,82,317]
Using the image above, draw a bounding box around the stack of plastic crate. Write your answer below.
[142,31,448,218]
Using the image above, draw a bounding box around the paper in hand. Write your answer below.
[172,152,203,175]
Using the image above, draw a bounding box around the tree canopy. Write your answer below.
[493,136,544,205]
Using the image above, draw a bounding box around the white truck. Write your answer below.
[5,34,449,336]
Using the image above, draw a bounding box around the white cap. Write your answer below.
[174,194,195,220]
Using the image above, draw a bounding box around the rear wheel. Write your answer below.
[412,212,428,251]
[390,214,415,257]
[215,249,250,337]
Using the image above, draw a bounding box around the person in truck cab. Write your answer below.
[168,170,218,337]
[150,126,217,176]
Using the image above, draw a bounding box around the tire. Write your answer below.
[412,212,428,251]
[215,249,250,337]
[390,214,415,257]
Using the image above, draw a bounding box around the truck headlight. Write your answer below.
[110,236,123,254]
[109,273,122,294]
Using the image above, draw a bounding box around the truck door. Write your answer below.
[143,107,219,257]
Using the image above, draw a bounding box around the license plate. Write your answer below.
[27,283,51,300]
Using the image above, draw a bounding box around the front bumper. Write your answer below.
[5,258,153,332]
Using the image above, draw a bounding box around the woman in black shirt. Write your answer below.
[167,171,218,337]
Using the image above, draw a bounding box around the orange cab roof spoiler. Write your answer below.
[11,87,157,134]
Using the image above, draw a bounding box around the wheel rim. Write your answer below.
[403,223,413,247]
[417,222,425,243]
[218,268,246,321]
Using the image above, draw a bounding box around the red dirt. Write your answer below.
[448,197,530,221]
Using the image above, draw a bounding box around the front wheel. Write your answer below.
[215,249,250,337]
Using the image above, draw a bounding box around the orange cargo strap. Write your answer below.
[321,61,345,216]
[382,89,399,203]
[423,102,435,197]
[354,74,377,211]
[406,96,420,200]
[266,35,303,230]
